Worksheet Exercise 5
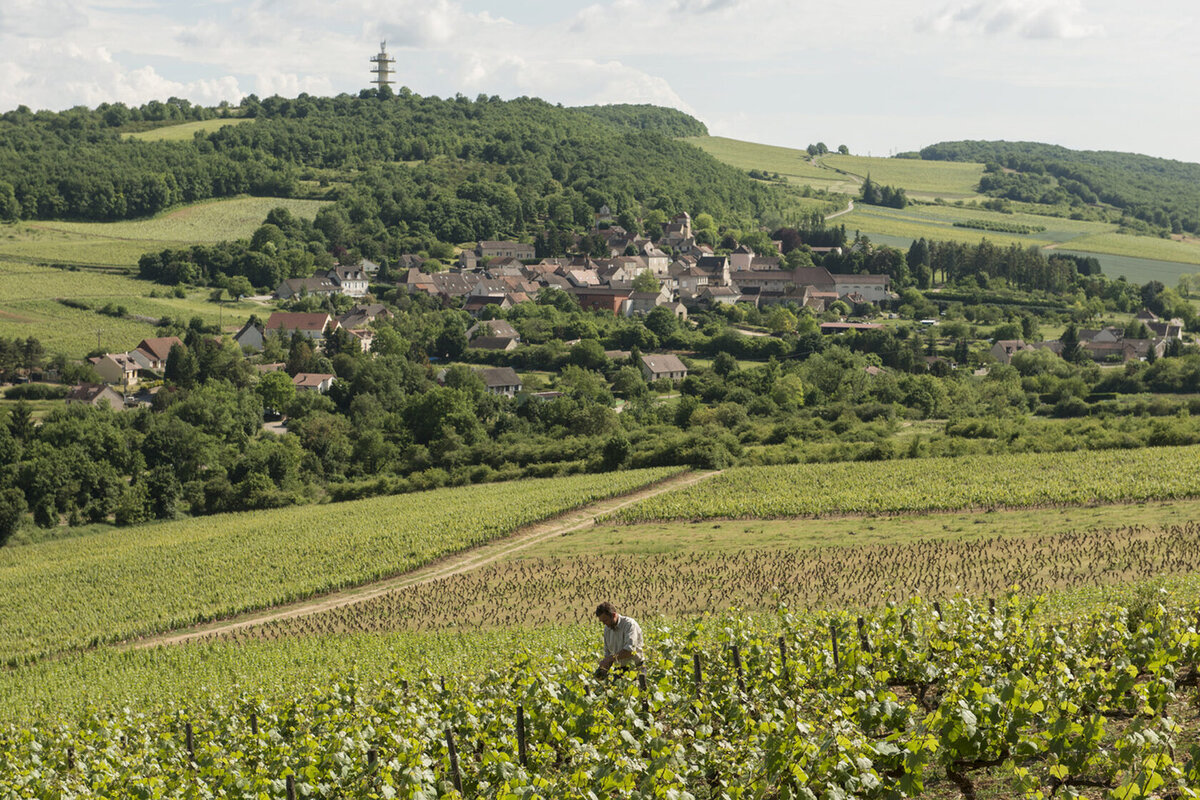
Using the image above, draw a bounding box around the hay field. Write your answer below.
[684,136,855,192]
[0,196,328,268]
[0,260,260,356]
[821,154,985,198]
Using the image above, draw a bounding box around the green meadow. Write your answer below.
[123,117,253,142]
[0,260,261,356]
[684,136,856,192]
[839,202,1200,281]
[687,136,1200,279]
[840,203,1059,249]
[0,196,328,268]
[821,154,985,198]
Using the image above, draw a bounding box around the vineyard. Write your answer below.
[223,513,1200,641]
[607,445,1200,522]
[6,596,1200,798]
[954,219,1046,234]
[0,468,679,664]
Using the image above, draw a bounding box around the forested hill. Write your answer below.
[919,140,1200,235]
[570,103,708,137]
[0,93,775,242]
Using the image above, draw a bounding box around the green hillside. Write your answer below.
[0,95,784,244]
[684,136,856,192]
[0,196,327,268]
[921,139,1200,234]
[684,135,1200,278]
[822,153,985,198]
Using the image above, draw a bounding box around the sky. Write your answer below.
[2,0,1198,162]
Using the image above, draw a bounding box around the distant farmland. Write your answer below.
[821,154,985,198]
[123,118,252,142]
[0,196,328,268]
[0,260,260,356]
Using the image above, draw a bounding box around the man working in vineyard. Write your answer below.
[593,602,644,678]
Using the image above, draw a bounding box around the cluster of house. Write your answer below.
[69,321,377,409]
[233,304,391,354]
[444,351,690,399]
[275,212,893,320]
[991,309,1185,365]
[275,264,372,300]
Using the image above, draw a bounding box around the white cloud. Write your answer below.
[254,72,333,98]
[670,0,745,13]
[0,37,245,111]
[919,0,1103,39]
[455,53,695,113]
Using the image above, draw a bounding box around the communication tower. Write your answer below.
[370,41,395,90]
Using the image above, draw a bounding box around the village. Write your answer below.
[60,208,1190,417]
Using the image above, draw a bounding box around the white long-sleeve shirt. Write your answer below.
[603,614,644,662]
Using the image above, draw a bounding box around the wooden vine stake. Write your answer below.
[693,652,702,697]
[66,747,74,770]
[830,621,840,669]
[778,635,788,680]
[286,775,296,800]
[516,706,527,767]
[185,721,194,763]
[637,672,650,715]
[250,713,258,735]
[731,645,746,693]
[445,727,463,793]
[857,616,872,653]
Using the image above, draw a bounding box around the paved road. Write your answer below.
[826,199,855,220]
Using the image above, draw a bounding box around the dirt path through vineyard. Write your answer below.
[127,469,719,649]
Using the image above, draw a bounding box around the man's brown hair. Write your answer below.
[595,602,617,617]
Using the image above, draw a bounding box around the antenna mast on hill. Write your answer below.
[370,41,395,90]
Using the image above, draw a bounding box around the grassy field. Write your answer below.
[1050,248,1200,285]
[0,468,678,664]
[687,136,1200,274]
[684,136,856,192]
[687,136,1200,273]
[841,204,1056,249]
[123,118,252,142]
[839,202,1200,279]
[684,137,987,201]
[0,260,262,356]
[1059,231,1200,265]
[822,154,985,198]
[0,196,327,268]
